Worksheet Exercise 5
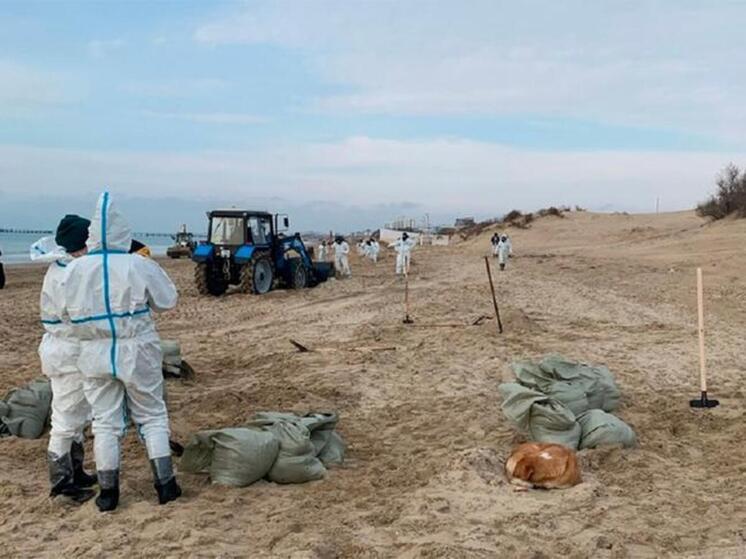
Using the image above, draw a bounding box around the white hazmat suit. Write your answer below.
[334,240,351,277]
[497,239,510,269]
[390,236,415,275]
[367,240,380,263]
[32,236,97,499]
[61,193,179,509]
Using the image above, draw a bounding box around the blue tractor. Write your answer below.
[192,209,333,296]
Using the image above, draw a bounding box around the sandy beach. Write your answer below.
[1,210,745,558]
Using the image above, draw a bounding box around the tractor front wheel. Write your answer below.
[288,258,308,289]
[240,255,274,294]
[195,262,228,296]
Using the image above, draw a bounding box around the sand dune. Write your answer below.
[1,210,745,557]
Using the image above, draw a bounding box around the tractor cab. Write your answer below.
[192,209,330,296]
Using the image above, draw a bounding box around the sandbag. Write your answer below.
[499,383,581,449]
[539,355,620,412]
[267,420,326,484]
[0,378,52,439]
[577,410,637,449]
[316,431,346,466]
[181,427,279,487]
[248,411,346,466]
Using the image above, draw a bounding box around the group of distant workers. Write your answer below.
[317,232,416,278]
[490,232,513,270]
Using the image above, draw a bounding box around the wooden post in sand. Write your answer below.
[690,267,719,408]
[483,256,503,334]
[403,272,414,324]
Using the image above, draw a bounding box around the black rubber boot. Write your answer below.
[71,441,98,488]
[95,470,120,512]
[151,457,182,505]
[48,452,95,504]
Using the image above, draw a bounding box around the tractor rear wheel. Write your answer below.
[288,258,308,289]
[239,254,274,294]
[195,263,228,296]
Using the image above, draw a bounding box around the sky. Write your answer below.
[1,0,745,233]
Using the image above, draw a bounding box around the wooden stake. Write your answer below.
[690,267,719,408]
[403,272,414,324]
[697,267,707,393]
[289,339,311,353]
[484,256,503,334]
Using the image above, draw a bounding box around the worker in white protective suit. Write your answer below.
[32,224,98,504]
[497,235,510,271]
[390,232,415,276]
[61,192,180,512]
[503,234,513,257]
[366,238,380,263]
[333,236,351,277]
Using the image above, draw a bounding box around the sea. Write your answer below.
[0,231,172,264]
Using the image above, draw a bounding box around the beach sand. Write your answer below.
[1,210,745,558]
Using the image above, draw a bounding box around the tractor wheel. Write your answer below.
[240,254,274,294]
[195,263,227,296]
[0,263,5,289]
[288,258,308,289]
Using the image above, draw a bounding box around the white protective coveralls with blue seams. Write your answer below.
[61,193,178,473]
[390,235,415,275]
[32,237,91,458]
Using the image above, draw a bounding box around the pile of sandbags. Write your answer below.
[0,378,52,439]
[180,411,346,487]
[499,355,637,450]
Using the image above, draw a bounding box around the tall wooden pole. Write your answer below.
[484,256,503,334]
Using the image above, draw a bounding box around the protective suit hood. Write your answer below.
[30,236,71,264]
[87,192,132,253]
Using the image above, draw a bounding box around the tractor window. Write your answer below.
[210,217,244,245]
[248,217,271,245]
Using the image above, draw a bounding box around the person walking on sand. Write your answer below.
[31,224,98,504]
[366,238,380,263]
[317,240,327,262]
[61,192,181,512]
[333,235,351,277]
[491,232,500,257]
[390,232,415,276]
[497,235,510,271]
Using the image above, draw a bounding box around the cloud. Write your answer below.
[88,39,126,59]
[123,78,228,98]
[0,138,737,219]
[0,60,82,116]
[141,110,268,125]
[194,1,746,145]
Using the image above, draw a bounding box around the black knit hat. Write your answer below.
[55,214,91,253]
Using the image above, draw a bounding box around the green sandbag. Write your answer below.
[248,411,346,465]
[181,427,279,487]
[316,431,346,466]
[267,420,326,484]
[499,383,581,449]
[577,409,637,449]
[0,378,52,439]
[539,355,620,412]
[513,360,590,415]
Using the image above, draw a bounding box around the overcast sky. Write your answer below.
[1,1,745,232]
